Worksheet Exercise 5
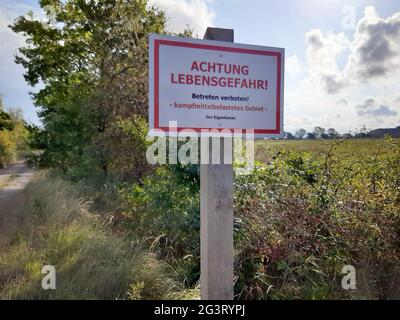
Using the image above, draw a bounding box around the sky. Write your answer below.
[1,0,400,133]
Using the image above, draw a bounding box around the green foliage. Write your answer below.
[7,0,400,301]
[0,102,30,167]
[104,138,400,300]
[117,164,200,285]
[0,172,198,300]
[0,110,14,131]
[10,0,166,180]
[234,138,400,299]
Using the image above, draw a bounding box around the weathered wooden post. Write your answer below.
[200,27,234,300]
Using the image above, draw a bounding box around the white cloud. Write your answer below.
[148,0,215,36]
[304,28,350,93]
[286,55,303,77]
[304,7,400,94]
[285,6,400,133]
[336,99,348,106]
[345,7,400,83]
[356,98,397,118]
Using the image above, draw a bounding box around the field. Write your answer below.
[1,137,399,300]
[4,0,399,301]
[256,138,400,162]
[230,137,400,299]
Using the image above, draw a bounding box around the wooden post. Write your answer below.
[200,27,234,300]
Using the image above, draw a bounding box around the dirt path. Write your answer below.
[0,162,35,237]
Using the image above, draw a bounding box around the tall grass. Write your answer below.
[0,172,199,300]
[234,137,400,299]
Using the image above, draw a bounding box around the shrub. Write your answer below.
[114,138,400,300]
[234,138,400,299]
[0,129,16,167]
[0,109,30,167]
[0,172,198,300]
[117,164,200,286]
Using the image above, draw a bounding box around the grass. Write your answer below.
[0,175,20,190]
[0,171,199,300]
[256,138,400,162]
[1,138,399,300]
[234,137,400,299]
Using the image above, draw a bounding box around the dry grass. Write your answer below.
[0,172,199,300]
[256,138,400,163]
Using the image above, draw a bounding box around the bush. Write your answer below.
[117,164,200,287]
[4,138,398,300]
[0,172,198,300]
[0,109,30,167]
[114,138,400,300]
[234,138,400,299]
[0,129,16,167]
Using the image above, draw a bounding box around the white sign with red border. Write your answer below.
[149,34,284,138]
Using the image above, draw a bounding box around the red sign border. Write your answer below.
[153,39,282,134]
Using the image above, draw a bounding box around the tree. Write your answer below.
[327,128,339,139]
[285,131,295,140]
[354,125,368,139]
[0,109,14,132]
[0,97,21,131]
[313,126,326,139]
[0,101,29,167]
[295,128,307,140]
[307,132,316,140]
[343,132,353,139]
[11,0,166,180]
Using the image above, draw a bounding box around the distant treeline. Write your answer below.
[0,97,34,167]
[284,126,400,140]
